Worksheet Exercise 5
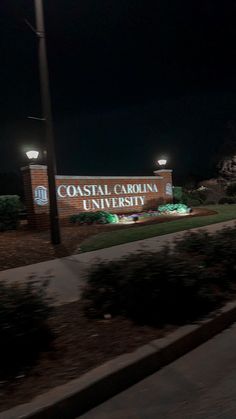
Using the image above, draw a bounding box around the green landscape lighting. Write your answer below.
[158,203,191,214]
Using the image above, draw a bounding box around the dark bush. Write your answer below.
[218,197,235,204]
[0,277,53,377]
[226,183,236,197]
[0,195,21,231]
[186,198,202,207]
[173,186,183,203]
[174,228,236,289]
[70,211,119,225]
[83,227,236,326]
[181,189,208,207]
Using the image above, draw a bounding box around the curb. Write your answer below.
[1,300,236,419]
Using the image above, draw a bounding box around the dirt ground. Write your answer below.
[0,208,216,271]
[0,301,173,412]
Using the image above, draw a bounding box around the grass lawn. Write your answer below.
[80,205,236,252]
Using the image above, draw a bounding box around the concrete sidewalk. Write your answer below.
[80,323,236,419]
[0,219,235,305]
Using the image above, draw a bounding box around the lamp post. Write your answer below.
[34,0,61,245]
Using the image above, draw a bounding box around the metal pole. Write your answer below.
[34,0,61,244]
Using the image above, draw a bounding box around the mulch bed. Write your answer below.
[0,301,173,412]
[0,208,216,271]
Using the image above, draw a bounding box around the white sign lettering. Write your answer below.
[82,196,145,211]
[57,183,158,198]
[35,183,159,210]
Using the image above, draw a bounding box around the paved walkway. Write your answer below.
[80,323,236,419]
[0,219,235,305]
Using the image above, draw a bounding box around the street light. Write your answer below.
[26,150,39,160]
[34,0,61,245]
[157,158,167,167]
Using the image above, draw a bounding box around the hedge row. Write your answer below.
[82,227,236,325]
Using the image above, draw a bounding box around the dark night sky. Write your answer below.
[1,0,236,183]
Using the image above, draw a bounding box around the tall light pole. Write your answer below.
[34,0,61,244]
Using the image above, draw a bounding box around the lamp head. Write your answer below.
[26,150,39,160]
[157,158,167,167]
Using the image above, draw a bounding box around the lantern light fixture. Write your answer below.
[26,150,39,160]
[157,158,167,167]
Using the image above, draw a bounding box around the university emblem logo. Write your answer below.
[34,186,48,206]
[165,183,173,196]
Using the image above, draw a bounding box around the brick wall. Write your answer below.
[22,165,173,229]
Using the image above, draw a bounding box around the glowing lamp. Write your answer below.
[157,159,167,167]
[26,150,39,160]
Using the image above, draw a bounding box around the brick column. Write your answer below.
[21,165,50,229]
[154,169,173,203]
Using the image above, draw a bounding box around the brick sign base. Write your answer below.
[22,165,173,229]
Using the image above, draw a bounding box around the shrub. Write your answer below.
[82,227,236,326]
[181,189,208,206]
[158,203,190,214]
[0,277,53,377]
[173,186,183,203]
[174,228,236,292]
[218,197,235,204]
[226,183,236,197]
[0,195,21,231]
[196,190,208,202]
[83,250,221,325]
[185,198,202,207]
[70,211,119,225]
